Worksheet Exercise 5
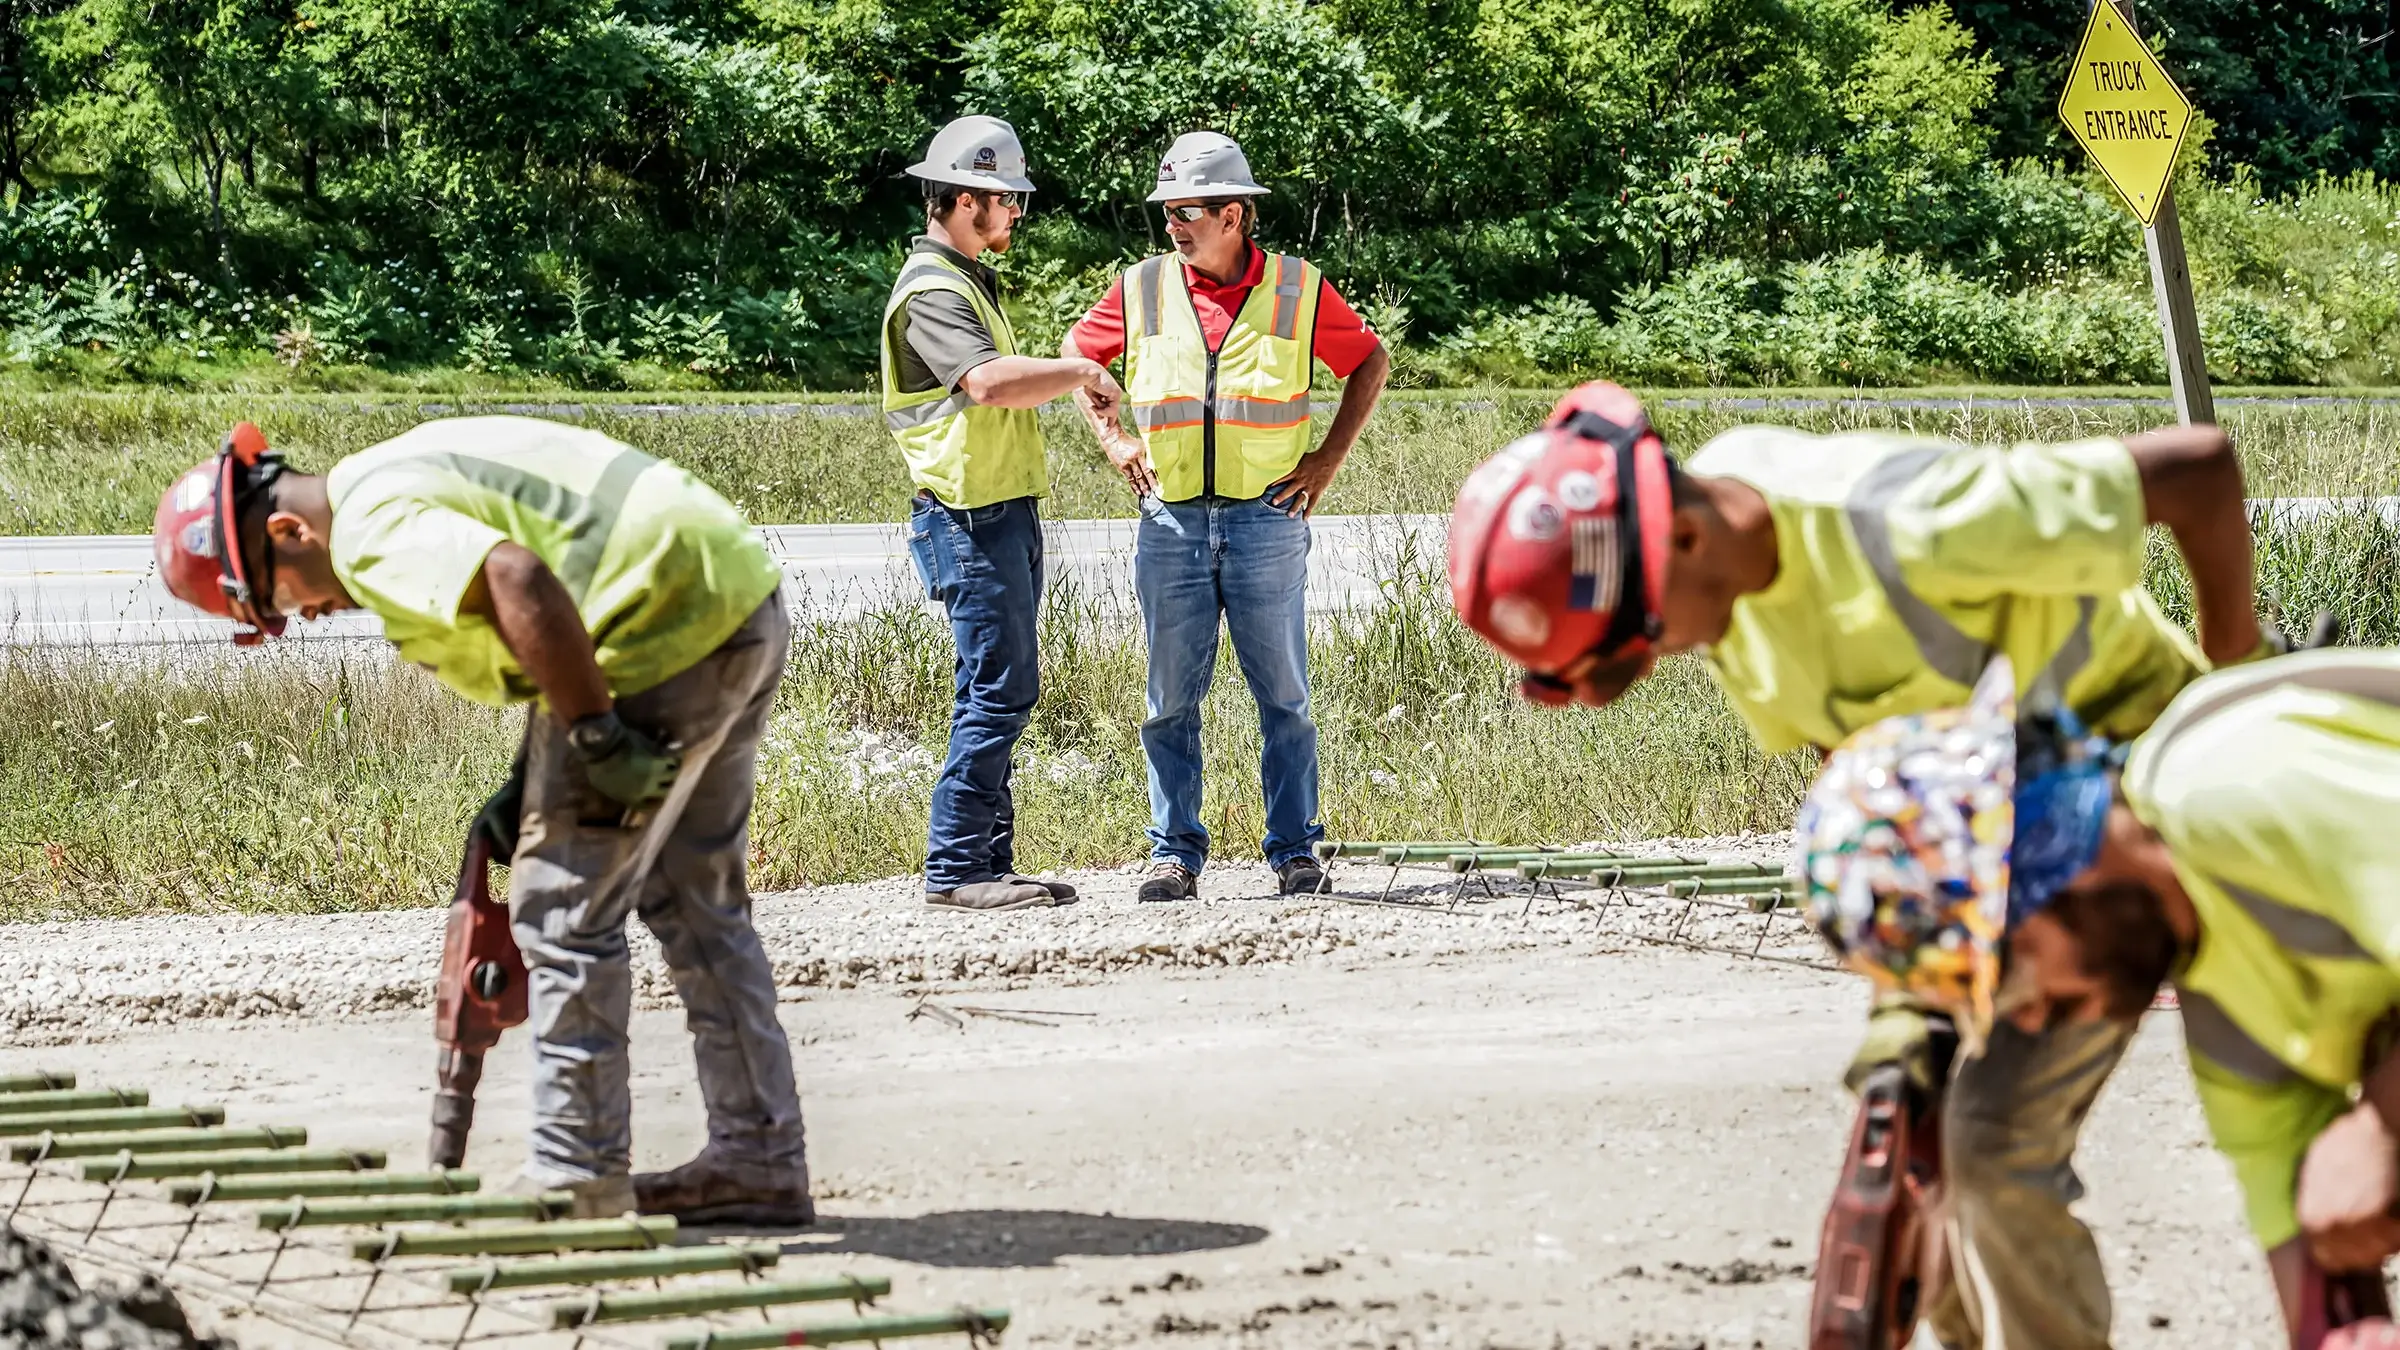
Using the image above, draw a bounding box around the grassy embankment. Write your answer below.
[3,394,2397,919]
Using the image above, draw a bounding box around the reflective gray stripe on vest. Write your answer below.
[1269,254,1302,340]
[2177,987,2301,1086]
[2215,875,2378,961]
[1214,394,1309,427]
[1133,257,1166,339]
[432,449,652,601]
[1845,446,2096,699]
[893,261,960,296]
[1132,397,1206,431]
[886,389,975,432]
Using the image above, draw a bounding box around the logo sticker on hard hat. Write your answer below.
[972,147,997,171]
[181,518,219,560]
[1459,455,1526,508]
[1506,489,1563,543]
[1557,471,1603,512]
[1489,595,1552,649]
[1568,518,1620,613]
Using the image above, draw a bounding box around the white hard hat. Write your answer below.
[907,116,1036,194]
[1146,131,1268,202]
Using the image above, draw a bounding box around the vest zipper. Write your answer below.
[1202,348,1219,500]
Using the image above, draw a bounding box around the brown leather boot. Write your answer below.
[633,1151,815,1227]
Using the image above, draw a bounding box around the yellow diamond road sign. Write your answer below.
[2057,4,2192,225]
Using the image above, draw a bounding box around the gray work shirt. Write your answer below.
[891,236,1004,396]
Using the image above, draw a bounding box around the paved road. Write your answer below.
[0,513,1452,647]
[3,499,2388,648]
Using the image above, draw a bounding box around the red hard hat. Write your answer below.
[1448,381,1673,684]
[152,423,287,646]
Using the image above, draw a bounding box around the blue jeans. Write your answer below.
[1135,496,1321,871]
[907,492,1043,891]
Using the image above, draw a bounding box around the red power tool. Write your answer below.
[1809,1017,1957,1350]
[429,833,529,1169]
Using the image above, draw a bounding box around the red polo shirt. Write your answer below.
[1066,244,1383,378]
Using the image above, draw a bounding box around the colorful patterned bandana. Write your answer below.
[1795,660,2012,1040]
[1796,659,2120,1043]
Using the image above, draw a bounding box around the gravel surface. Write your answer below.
[0,836,1802,1042]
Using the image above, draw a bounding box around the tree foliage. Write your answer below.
[0,0,2376,384]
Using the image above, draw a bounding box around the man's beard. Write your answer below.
[973,201,1010,251]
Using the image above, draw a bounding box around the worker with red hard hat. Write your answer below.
[154,415,813,1229]
[1450,381,2270,1350]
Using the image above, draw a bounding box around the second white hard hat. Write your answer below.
[1146,131,1268,202]
[906,116,1037,194]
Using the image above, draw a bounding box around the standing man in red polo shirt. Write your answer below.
[1064,131,1389,901]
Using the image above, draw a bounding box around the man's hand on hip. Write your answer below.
[2298,1100,2400,1272]
[1265,448,1344,519]
[568,710,682,809]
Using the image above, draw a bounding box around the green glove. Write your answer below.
[566,711,681,809]
[1845,996,1947,1096]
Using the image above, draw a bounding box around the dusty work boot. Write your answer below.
[505,1169,636,1219]
[1136,859,1200,903]
[1275,855,1328,895]
[1004,873,1079,903]
[926,879,1056,911]
[634,1150,815,1228]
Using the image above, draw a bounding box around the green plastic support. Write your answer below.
[13,1126,304,1163]
[172,1170,476,1206]
[349,1217,676,1260]
[548,1274,893,1328]
[663,1309,1011,1350]
[81,1148,379,1181]
[1660,876,1798,899]
[0,1073,74,1094]
[444,1242,781,1294]
[0,1106,224,1138]
[1517,859,1780,882]
[1447,849,1714,873]
[1315,840,1475,861]
[0,1089,144,1117]
[258,1191,568,1230]
[1378,843,1523,864]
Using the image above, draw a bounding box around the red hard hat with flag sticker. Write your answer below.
[1448,381,1674,688]
[152,422,287,646]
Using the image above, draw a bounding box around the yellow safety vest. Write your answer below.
[880,252,1047,509]
[1122,250,1321,502]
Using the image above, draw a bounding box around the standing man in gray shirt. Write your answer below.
[880,115,1124,912]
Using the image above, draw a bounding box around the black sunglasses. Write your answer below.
[1162,203,1229,223]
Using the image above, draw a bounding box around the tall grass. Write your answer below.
[6,510,2392,921]
[4,392,2399,536]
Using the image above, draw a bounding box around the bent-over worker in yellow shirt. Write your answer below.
[1446,381,2266,1349]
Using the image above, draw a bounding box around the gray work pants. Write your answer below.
[508,595,807,1184]
[1929,1017,2136,1350]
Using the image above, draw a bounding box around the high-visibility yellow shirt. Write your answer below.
[2122,650,2400,1250]
[1687,427,2205,754]
[328,416,783,706]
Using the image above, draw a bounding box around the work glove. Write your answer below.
[1844,995,1955,1097]
[473,764,526,862]
[566,710,681,809]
